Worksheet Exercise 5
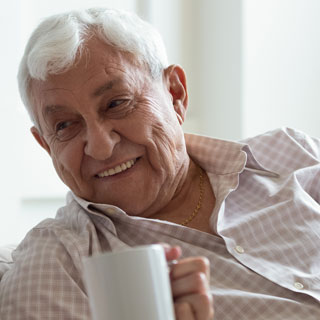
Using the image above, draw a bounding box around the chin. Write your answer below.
[116,202,148,216]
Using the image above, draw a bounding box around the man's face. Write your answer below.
[31,38,188,217]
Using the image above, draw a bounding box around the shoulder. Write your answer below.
[242,127,320,172]
[14,196,97,268]
[0,205,92,318]
[243,127,320,157]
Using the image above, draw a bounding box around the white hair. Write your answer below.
[18,8,169,125]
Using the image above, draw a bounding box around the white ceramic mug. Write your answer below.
[82,244,175,320]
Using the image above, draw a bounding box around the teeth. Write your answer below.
[97,159,136,178]
[126,161,132,168]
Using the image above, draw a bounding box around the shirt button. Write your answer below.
[235,245,245,254]
[294,282,304,290]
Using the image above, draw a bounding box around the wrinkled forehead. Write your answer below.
[29,38,151,113]
[37,38,144,87]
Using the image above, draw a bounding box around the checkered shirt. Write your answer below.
[0,127,319,319]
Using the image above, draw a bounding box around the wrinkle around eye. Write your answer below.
[56,120,73,132]
[108,99,127,109]
[54,120,83,142]
[102,98,136,119]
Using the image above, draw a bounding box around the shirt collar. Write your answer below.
[184,133,247,175]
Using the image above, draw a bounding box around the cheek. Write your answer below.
[50,141,83,182]
[132,99,179,138]
[152,123,185,171]
[135,108,185,171]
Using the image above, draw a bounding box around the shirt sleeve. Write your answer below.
[284,127,320,161]
[244,127,320,204]
[0,226,91,320]
[283,127,320,204]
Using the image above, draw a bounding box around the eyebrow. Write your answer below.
[43,79,122,115]
[92,79,120,97]
[44,104,67,117]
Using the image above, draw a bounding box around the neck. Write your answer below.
[150,160,216,233]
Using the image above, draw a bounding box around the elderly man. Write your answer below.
[0,7,319,320]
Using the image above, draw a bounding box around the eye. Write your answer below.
[108,99,127,109]
[56,120,73,132]
[54,120,81,141]
[100,98,134,119]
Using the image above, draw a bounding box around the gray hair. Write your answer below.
[18,7,169,125]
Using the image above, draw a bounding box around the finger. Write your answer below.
[171,271,208,298]
[174,302,195,320]
[171,256,210,281]
[158,243,182,261]
[175,293,214,320]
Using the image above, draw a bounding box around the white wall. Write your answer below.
[182,0,243,140]
[0,0,23,245]
[243,0,320,138]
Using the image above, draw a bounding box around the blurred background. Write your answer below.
[1,0,320,245]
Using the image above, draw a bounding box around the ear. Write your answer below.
[31,126,51,155]
[163,65,188,125]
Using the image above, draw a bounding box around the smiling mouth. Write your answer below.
[96,158,138,178]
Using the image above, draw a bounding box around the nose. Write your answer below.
[84,122,121,160]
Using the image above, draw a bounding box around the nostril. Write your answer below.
[84,130,121,161]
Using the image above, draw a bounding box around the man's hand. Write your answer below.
[163,245,214,320]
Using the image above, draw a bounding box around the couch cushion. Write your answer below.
[0,244,16,281]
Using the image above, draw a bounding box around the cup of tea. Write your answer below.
[82,244,175,320]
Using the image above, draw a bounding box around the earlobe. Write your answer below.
[164,65,188,124]
[31,126,51,155]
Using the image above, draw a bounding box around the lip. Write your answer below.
[94,157,140,178]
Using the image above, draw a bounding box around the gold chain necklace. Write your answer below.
[181,168,204,226]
